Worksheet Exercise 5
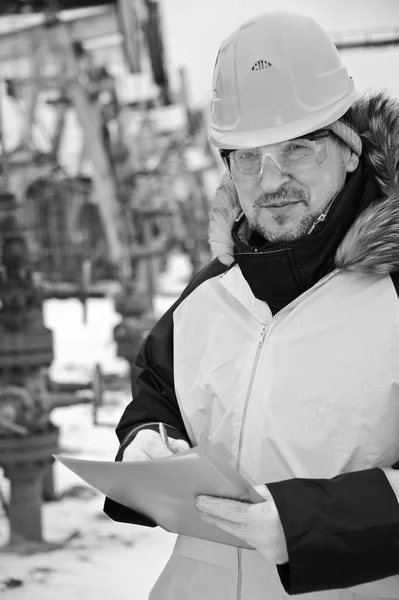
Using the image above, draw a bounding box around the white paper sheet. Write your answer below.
[55,441,265,548]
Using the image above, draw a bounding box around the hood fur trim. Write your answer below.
[209,173,241,266]
[209,92,399,274]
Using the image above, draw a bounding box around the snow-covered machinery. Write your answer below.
[0,8,126,296]
[112,102,219,370]
[0,2,126,546]
[0,190,59,547]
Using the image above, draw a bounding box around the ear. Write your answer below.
[344,149,360,174]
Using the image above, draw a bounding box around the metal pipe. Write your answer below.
[0,78,10,191]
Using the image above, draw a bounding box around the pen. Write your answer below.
[158,422,170,450]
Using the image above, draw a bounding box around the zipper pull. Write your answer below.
[307,212,326,234]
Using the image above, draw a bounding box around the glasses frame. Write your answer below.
[221,130,331,181]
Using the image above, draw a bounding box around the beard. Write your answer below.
[247,187,319,243]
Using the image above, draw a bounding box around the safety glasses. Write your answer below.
[221,130,331,181]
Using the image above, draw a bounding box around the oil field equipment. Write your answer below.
[0,190,59,547]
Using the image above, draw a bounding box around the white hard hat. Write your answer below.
[209,11,358,149]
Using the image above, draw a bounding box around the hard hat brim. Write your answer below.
[209,91,358,149]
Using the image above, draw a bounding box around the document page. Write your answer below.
[55,440,265,548]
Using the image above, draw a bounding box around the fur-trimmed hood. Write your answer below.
[209,92,399,275]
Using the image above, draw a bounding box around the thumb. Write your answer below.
[168,438,190,455]
[254,484,273,502]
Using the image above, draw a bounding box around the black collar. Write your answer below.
[231,161,380,314]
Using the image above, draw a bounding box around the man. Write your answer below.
[104,11,399,599]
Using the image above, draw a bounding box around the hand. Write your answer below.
[123,429,190,462]
[195,485,288,564]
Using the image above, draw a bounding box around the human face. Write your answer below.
[230,137,359,243]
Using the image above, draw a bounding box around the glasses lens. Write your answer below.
[282,140,313,162]
[234,148,263,174]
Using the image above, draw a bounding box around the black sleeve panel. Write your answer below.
[103,258,227,527]
[267,465,399,595]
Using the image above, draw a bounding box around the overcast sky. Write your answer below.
[160,0,399,104]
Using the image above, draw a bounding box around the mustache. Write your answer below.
[254,188,309,207]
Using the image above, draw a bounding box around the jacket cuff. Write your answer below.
[103,496,158,528]
[267,468,399,595]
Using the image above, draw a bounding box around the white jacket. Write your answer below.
[105,92,399,599]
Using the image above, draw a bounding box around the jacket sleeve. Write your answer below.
[103,258,227,527]
[267,460,399,595]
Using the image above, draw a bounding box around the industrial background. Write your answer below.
[0,1,398,598]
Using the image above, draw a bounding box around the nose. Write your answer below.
[259,156,291,193]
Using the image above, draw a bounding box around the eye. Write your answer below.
[237,150,259,160]
[285,143,307,151]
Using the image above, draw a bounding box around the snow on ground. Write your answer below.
[0,252,192,600]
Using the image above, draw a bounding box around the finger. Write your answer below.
[197,510,249,540]
[144,435,174,460]
[168,438,190,455]
[197,511,233,529]
[195,495,250,522]
[124,448,153,462]
[133,430,174,460]
[253,484,272,501]
[123,430,174,461]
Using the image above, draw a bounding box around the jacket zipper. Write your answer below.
[234,267,341,600]
[237,547,243,600]
[235,268,340,472]
[306,191,339,235]
[236,323,267,472]
[235,325,267,600]
[234,325,266,600]
[271,268,340,322]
